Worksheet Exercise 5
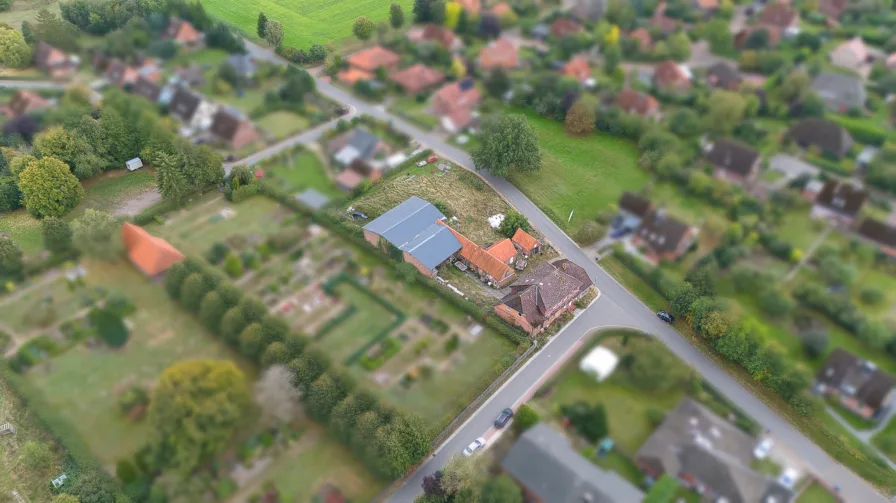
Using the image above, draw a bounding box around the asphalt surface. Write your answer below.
[302,80,886,503]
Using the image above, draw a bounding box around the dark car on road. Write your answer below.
[657,310,674,323]
[494,408,514,428]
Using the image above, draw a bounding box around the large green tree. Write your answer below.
[479,474,522,503]
[390,3,405,29]
[703,91,746,135]
[0,236,25,282]
[70,209,122,261]
[353,16,375,41]
[0,26,31,68]
[41,216,74,255]
[256,11,268,38]
[17,156,84,218]
[264,20,283,48]
[472,114,541,177]
[33,126,104,180]
[148,359,250,474]
[304,371,351,421]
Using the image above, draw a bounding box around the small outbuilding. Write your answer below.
[126,158,143,171]
[579,345,619,382]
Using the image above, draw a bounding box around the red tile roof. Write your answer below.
[338,67,374,84]
[458,0,482,12]
[486,238,518,263]
[491,2,513,16]
[122,223,185,276]
[615,89,660,116]
[480,38,518,70]
[759,3,797,28]
[563,56,590,81]
[347,46,401,72]
[437,221,514,282]
[551,18,583,38]
[512,228,539,253]
[653,60,690,89]
[628,28,652,48]
[389,64,446,94]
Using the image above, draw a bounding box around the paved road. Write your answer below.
[226,41,887,502]
[0,80,67,89]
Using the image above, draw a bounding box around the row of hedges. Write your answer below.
[829,115,891,147]
[161,256,432,481]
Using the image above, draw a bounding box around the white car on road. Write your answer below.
[463,437,486,456]
[754,438,774,459]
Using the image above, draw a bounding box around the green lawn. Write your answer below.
[0,0,60,29]
[507,109,648,238]
[775,209,828,252]
[314,283,397,363]
[24,261,252,465]
[0,170,157,255]
[199,0,413,49]
[256,111,311,139]
[872,415,896,463]
[0,276,87,335]
[796,482,840,503]
[392,96,439,130]
[264,150,341,197]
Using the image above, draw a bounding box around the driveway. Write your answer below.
[240,40,890,503]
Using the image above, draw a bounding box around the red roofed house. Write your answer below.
[628,28,653,50]
[734,25,782,49]
[819,0,849,21]
[122,223,185,277]
[389,64,446,95]
[2,90,52,118]
[210,108,260,150]
[420,24,462,51]
[758,3,799,31]
[339,45,401,84]
[479,38,519,71]
[34,42,78,79]
[458,0,482,13]
[431,79,481,133]
[652,60,691,92]
[491,2,513,17]
[486,239,518,265]
[563,56,590,82]
[437,221,516,287]
[494,259,593,335]
[512,228,540,256]
[615,89,662,120]
[165,18,203,46]
[830,37,871,74]
[551,18,583,38]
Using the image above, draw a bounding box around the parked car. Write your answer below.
[656,311,674,323]
[351,211,369,220]
[778,468,798,489]
[463,437,486,456]
[494,408,514,428]
[410,148,424,157]
[416,160,428,167]
[753,438,773,459]
[427,155,438,163]
[609,227,632,239]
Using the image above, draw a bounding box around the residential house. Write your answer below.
[705,62,742,90]
[132,75,163,103]
[431,79,481,133]
[652,60,691,92]
[494,259,592,334]
[830,36,871,75]
[210,108,260,150]
[810,180,867,226]
[479,38,519,71]
[326,127,389,169]
[616,192,654,231]
[389,64,446,95]
[485,239,518,266]
[693,0,719,14]
[631,210,694,263]
[105,58,138,87]
[409,24,463,51]
[362,197,462,277]
[628,28,653,50]
[551,17,583,38]
[165,17,202,46]
[2,90,52,118]
[637,398,793,503]
[35,42,78,79]
[816,348,896,421]
[530,23,551,41]
[887,53,896,71]
[226,54,258,80]
[614,89,662,120]
[457,0,482,13]
[758,2,799,33]
[811,71,866,112]
[786,117,854,159]
[339,45,401,84]
[512,228,540,256]
[168,87,217,133]
[649,8,680,35]
[819,0,849,21]
[858,218,896,259]
[567,0,608,21]
[173,65,206,88]
[438,221,516,287]
[502,423,643,503]
[122,223,185,277]
[705,139,761,186]
[734,25,782,49]
[491,2,513,18]
[562,55,590,82]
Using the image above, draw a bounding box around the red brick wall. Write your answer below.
[363,229,381,248]
[402,251,436,277]
[230,122,260,150]
[494,303,536,335]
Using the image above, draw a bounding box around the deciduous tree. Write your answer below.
[254,364,300,426]
[565,97,597,135]
[485,68,510,97]
[17,156,83,218]
[704,91,746,135]
[0,236,24,282]
[198,291,226,333]
[71,209,121,261]
[261,341,290,367]
[288,348,331,392]
[627,343,688,392]
[304,371,351,421]
[440,455,483,495]
[512,404,540,433]
[480,474,522,503]
[498,210,531,238]
[239,322,265,360]
[180,273,212,312]
[390,3,405,29]
[264,20,283,48]
[329,390,379,443]
[41,217,73,255]
[149,360,250,473]
[353,16,375,41]
[0,26,31,69]
[473,114,541,177]
[220,306,247,344]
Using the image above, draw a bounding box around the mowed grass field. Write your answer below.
[200,0,414,49]
[507,109,649,238]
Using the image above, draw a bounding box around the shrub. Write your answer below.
[574,220,605,245]
[860,287,885,306]
[88,307,129,347]
[221,307,247,344]
[21,440,52,472]
[513,404,540,433]
[561,401,608,443]
[118,386,149,415]
[802,330,828,358]
[106,292,136,316]
[444,334,460,353]
[207,242,230,264]
[180,273,212,312]
[224,253,244,277]
[240,250,261,270]
[261,341,290,367]
[116,459,139,484]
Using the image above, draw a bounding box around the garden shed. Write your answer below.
[579,346,619,382]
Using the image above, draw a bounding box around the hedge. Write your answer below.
[829,115,891,147]
[313,304,357,341]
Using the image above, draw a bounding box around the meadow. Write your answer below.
[200,0,414,49]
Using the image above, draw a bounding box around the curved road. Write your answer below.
[242,41,888,502]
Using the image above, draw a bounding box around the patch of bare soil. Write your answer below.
[114,189,162,217]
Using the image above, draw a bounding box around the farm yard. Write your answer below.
[199,0,413,49]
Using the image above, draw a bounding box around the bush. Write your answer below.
[118,386,149,415]
[88,307,129,347]
[513,404,540,433]
[444,334,460,354]
[860,287,885,306]
[224,253,244,277]
[207,242,230,264]
[802,330,829,358]
[561,401,608,443]
[268,227,302,251]
[574,220,605,245]
[105,292,135,317]
[116,459,139,484]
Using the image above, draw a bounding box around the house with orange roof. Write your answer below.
[389,64,446,95]
[431,79,481,133]
[491,2,513,18]
[486,239,518,265]
[628,28,653,50]
[165,18,203,46]
[479,38,519,71]
[122,223,185,277]
[551,18,583,38]
[437,221,516,287]
[512,228,540,256]
[458,0,482,13]
[34,41,78,79]
[339,45,401,84]
[2,90,52,118]
[563,56,591,82]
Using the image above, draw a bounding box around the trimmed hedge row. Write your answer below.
[313,304,357,341]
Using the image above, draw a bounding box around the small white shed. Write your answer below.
[126,158,144,171]
[579,346,619,382]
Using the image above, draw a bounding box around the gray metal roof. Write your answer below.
[399,224,461,270]
[502,423,644,503]
[295,188,329,210]
[811,71,866,110]
[363,196,447,247]
[347,128,381,160]
[227,54,257,76]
